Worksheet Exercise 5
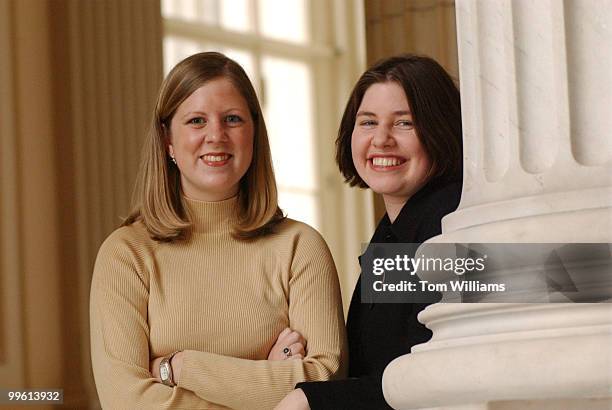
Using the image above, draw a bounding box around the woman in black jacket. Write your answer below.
[275,54,463,410]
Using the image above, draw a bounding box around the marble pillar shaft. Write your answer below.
[383,0,612,409]
[443,0,611,241]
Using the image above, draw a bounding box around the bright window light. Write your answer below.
[220,0,253,33]
[258,0,308,43]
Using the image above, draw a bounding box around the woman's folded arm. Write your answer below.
[90,232,221,409]
[177,226,348,410]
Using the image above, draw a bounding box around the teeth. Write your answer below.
[372,157,401,167]
[202,154,229,162]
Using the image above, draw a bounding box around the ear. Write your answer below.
[162,122,174,158]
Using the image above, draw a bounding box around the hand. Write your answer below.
[150,351,184,384]
[274,388,310,410]
[268,328,306,361]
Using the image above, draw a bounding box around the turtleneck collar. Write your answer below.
[183,195,239,234]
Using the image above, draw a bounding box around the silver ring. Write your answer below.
[282,347,292,358]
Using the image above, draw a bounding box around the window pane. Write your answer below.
[261,56,315,191]
[279,191,318,229]
[163,36,201,74]
[163,37,221,75]
[258,0,309,43]
[162,0,219,25]
[220,0,253,33]
[221,48,257,88]
[164,43,258,95]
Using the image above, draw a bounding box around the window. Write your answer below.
[162,0,372,309]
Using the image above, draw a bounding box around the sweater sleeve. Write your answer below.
[90,229,221,410]
[177,224,348,410]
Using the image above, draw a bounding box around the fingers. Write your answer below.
[295,332,307,348]
[277,327,292,341]
[280,342,305,360]
[268,328,295,361]
[269,328,308,361]
[288,342,306,358]
[277,330,307,349]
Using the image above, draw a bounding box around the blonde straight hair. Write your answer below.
[124,52,284,241]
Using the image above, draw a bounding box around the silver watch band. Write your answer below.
[160,350,181,387]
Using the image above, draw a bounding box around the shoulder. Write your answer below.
[416,181,462,239]
[424,181,462,210]
[269,219,339,282]
[94,221,159,273]
[271,218,328,245]
[91,222,159,300]
[98,221,155,252]
[419,181,462,220]
[266,218,333,260]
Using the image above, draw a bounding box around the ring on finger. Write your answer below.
[282,347,292,358]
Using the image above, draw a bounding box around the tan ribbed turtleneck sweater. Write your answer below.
[90,196,347,409]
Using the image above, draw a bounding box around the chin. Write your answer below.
[365,179,403,196]
[195,180,239,195]
[371,183,425,200]
[370,186,403,197]
[200,176,237,187]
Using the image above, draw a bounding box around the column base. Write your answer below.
[440,197,611,243]
[382,304,612,409]
[416,398,611,410]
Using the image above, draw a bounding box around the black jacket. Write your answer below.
[297,181,462,409]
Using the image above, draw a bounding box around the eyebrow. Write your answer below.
[181,108,245,119]
[356,110,412,117]
[182,111,205,119]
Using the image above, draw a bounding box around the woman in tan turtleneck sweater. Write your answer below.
[90,52,347,410]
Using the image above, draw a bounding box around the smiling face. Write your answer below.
[167,77,254,202]
[351,81,432,206]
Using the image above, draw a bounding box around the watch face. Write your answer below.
[160,364,169,380]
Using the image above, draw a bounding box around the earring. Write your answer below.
[170,156,177,165]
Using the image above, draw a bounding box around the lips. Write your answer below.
[199,152,232,167]
[367,155,407,170]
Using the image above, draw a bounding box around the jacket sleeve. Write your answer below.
[90,230,222,410]
[298,373,392,410]
[177,225,348,410]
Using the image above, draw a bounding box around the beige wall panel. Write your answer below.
[365,0,457,72]
[57,1,163,407]
[0,0,162,407]
[50,2,88,407]
[13,0,63,389]
[0,0,26,385]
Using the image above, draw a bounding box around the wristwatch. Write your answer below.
[159,351,180,387]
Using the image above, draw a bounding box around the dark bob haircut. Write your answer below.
[336,54,462,188]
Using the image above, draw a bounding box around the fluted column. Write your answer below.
[442,0,611,243]
[56,2,163,407]
[383,1,612,409]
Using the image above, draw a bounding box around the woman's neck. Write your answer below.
[183,195,239,234]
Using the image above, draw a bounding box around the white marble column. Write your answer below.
[382,0,612,409]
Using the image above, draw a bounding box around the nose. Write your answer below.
[205,118,228,143]
[371,124,394,148]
